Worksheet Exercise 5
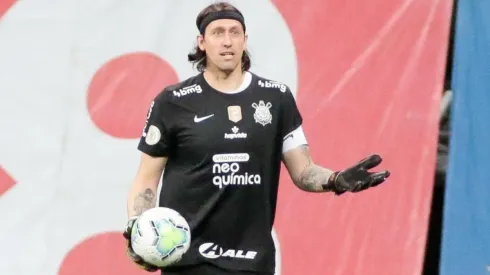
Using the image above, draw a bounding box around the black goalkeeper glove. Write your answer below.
[324,154,390,195]
[123,217,160,272]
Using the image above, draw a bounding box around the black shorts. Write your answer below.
[161,263,273,275]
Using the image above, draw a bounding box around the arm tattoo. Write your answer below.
[292,146,334,192]
[133,188,156,215]
[296,165,333,192]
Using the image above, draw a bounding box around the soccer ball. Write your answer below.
[130,207,191,267]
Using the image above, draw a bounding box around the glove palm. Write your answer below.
[328,154,390,195]
[123,217,160,272]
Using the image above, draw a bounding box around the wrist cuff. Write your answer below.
[322,171,339,191]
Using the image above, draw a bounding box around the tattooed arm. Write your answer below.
[127,153,168,218]
[282,145,335,192]
[283,145,391,194]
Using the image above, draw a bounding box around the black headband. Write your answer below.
[197,10,246,35]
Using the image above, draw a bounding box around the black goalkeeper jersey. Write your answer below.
[137,71,304,274]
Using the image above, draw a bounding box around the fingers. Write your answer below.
[138,263,159,272]
[349,170,390,193]
[126,248,140,261]
[369,170,390,187]
[354,154,382,170]
[124,221,159,272]
[135,260,159,272]
[123,218,137,239]
[127,249,159,272]
[352,180,370,192]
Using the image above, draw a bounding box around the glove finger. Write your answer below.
[126,249,140,261]
[138,263,159,272]
[138,260,159,272]
[123,217,138,240]
[369,170,390,187]
[128,252,159,272]
[354,154,382,170]
[133,260,158,272]
[350,170,390,193]
[126,246,160,270]
[352,180,371,192]
[126,245,142,260]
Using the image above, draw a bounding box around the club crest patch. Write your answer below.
[252,100,272,126]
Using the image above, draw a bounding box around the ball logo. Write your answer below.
[199,243,257,260]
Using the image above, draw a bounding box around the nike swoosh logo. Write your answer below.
[194,114,214,123]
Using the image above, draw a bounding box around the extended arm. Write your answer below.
[282,145,334,192]
[282,145,390,195]
[124,152,167,272]
[127,153,168,218]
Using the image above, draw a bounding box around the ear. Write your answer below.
[243,33,248,50]
[197,35,205,51]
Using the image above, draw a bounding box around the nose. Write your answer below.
[222,33,232,47]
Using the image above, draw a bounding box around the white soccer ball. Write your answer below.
[131,207,191,267]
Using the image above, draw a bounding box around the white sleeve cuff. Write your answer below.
[282,125,308,153]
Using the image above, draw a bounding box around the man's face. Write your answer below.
[198,19,247,73]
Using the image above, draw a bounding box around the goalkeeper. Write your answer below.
[123,2,390,275]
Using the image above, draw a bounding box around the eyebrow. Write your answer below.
[210,25,242,32]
